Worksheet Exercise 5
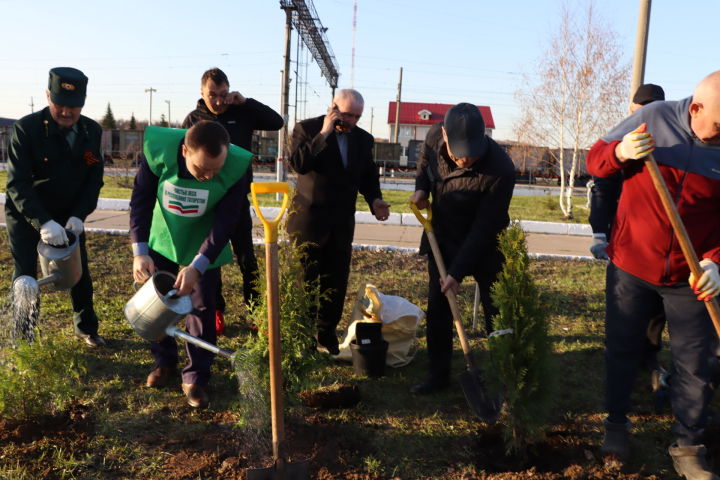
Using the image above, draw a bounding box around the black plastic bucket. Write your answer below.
[350,339,388,377]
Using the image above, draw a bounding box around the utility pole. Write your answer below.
[393,67,403,144]
[351,0,357,88]
[294,28,301,125]
[370,107,374,136]
[145,87,156,126]
[630,0,652,102]
[165,100,171,127]
[278,4,294,184]
[29,97,34,113]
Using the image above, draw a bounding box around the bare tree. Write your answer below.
[515,2,629,219]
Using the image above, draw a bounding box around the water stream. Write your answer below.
[233,351,272,455]
[9,278,40,343]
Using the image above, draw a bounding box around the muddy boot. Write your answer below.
[601,419,631,462]
[669,444,719,479]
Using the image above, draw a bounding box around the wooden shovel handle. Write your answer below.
[644,154,720,337]
[410,201,476,368]
[250,182,291,461]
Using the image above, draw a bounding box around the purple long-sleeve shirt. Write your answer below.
[129,143,246,273]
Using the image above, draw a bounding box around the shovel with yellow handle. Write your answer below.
[246,182,308,480]
[409,200,501,424]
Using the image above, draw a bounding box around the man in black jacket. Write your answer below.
[410,103,515,394]
[6,67,105,347]
[287,89,390,354]
[182,68,283,334]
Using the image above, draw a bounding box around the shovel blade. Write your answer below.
[458,369,502,424]
[246,459,309,480]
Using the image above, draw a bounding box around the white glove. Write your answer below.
[690,259,720,301]
[40,220,68,246]
[616,123,655,161]
[590,233,609,260]
[65,216,84,236]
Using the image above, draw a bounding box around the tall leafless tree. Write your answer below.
[515,2,630,219]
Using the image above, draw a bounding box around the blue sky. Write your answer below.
[1,0,718,141]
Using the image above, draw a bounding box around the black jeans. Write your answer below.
[605,263,714,444]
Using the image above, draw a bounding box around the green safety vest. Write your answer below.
[143,126,251,268]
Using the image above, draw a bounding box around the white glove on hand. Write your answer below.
[40,220,68,246]
[616,123,655,161]
[690,259,720,301]
[590,233,609,260]
[65,216,84,236]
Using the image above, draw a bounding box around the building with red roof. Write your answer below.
[387,102,495,149]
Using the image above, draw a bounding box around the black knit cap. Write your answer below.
[443,103,487,158]
[48,67,88,107]
[632,83,665,106]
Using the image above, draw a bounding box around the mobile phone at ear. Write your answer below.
[332,106,344,128]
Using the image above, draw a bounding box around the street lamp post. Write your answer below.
[145,87,156,126]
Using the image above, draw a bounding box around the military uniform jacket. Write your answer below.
[286,115,382,246]
[5,107,104,229]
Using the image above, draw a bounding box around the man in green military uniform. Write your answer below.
[5,67,105,347]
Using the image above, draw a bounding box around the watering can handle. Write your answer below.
[409,200,433,233]
[164,289,180,300]
[251,182,291,243]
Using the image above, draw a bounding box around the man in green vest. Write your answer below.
[5,67,105,347]
[129,120,251,408]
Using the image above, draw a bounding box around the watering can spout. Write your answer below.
[165,326,237,358]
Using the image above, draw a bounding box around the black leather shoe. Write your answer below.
[146,366,177,388]
[601,419,631,463]
[410,377,449,395]
[77,333,106,348]
[316,330,340,355]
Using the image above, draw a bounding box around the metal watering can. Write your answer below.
[12,230,83,298]
[124,271,235,358]
[10,231,83,341]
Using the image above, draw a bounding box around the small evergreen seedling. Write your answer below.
[235,227,329,429]
[0,334,87,421]
[488,222,555,457]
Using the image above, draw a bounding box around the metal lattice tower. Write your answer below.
[280,0,339,89]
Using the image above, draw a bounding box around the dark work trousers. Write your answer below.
[605,262,714,445]
[301,228,353,335]
[215,205,259,312]
[643,308,666,369]
[149,249,219,386]
[425,254,499,380]
[6,216,99,335]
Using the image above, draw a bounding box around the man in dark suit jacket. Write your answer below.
[287,89,390,354]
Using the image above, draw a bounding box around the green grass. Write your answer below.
[0,231,694,479]
[0,169,590,223]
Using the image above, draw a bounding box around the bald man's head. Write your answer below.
[689,71,720,144]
